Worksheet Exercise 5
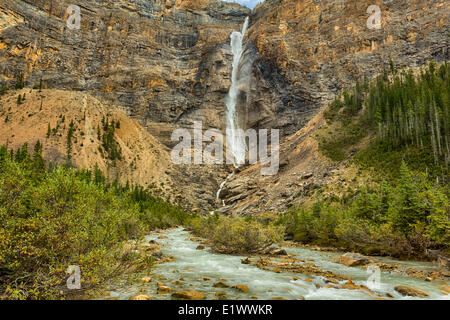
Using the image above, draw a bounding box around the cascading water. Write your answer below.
[216,172,235,207]
[215,17,250,207]
[225,17,249,167]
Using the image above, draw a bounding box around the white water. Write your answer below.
[225,17,249,167]
[216,172,235,206]
[104,229,449,300]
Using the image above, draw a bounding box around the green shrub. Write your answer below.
[189,215,283,254]
[0,143,190,299]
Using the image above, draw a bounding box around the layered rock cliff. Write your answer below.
[0,0,252,211]
[1,0,448,214]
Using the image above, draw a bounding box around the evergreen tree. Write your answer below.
[32,140,46,179]
[388,162,427,236]
[15,142,30,164]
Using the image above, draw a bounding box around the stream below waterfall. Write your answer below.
[102,228,449,300]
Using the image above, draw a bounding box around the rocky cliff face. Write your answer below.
[0,0,250,140]
[238,0,449,136]
[217,0,449,215]
[1,0,448,214]
[0,0,252,211]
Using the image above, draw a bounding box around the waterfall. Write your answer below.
[216,17,249,207]
[225,17,249,167]
[216,172,235,206]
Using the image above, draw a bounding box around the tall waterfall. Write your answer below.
[225,17,249,167]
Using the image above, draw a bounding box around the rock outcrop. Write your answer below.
[129,293,152,300]
[337,253,371,267]
[172,290,206,300]
[394,285,430,297]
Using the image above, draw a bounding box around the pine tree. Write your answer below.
[32,140,46,178]
[47,123,51,138]
[15,143,30,164]
[66,120,76,160]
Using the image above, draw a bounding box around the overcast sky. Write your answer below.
[223,0,264,9]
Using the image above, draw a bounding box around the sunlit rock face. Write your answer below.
[0,0,250,145]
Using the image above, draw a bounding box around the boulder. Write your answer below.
[394,286,429,297]
[438,256,450,270]
[263,247,288,255]
[232,284,249,293]
[341,280,374,295]
[172,291,206,300]
[270,248,288,256]
[241,258,251,264]
[337,253,370,267]
[325,278,339,284]
[129,294,152,300]
[213,281,230,288]
[196,245,205,250]
[151,251,163,259]
[438,285,450,295]
[141,276,152,283]
[157,282,173,293]
[157,286,173,293]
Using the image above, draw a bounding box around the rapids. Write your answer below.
[103,228,449,300]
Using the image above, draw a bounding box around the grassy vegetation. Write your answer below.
[0,142,190,300]
[188,214,283,254]
[290,62,449,258]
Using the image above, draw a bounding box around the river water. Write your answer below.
[103,228,449,300]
